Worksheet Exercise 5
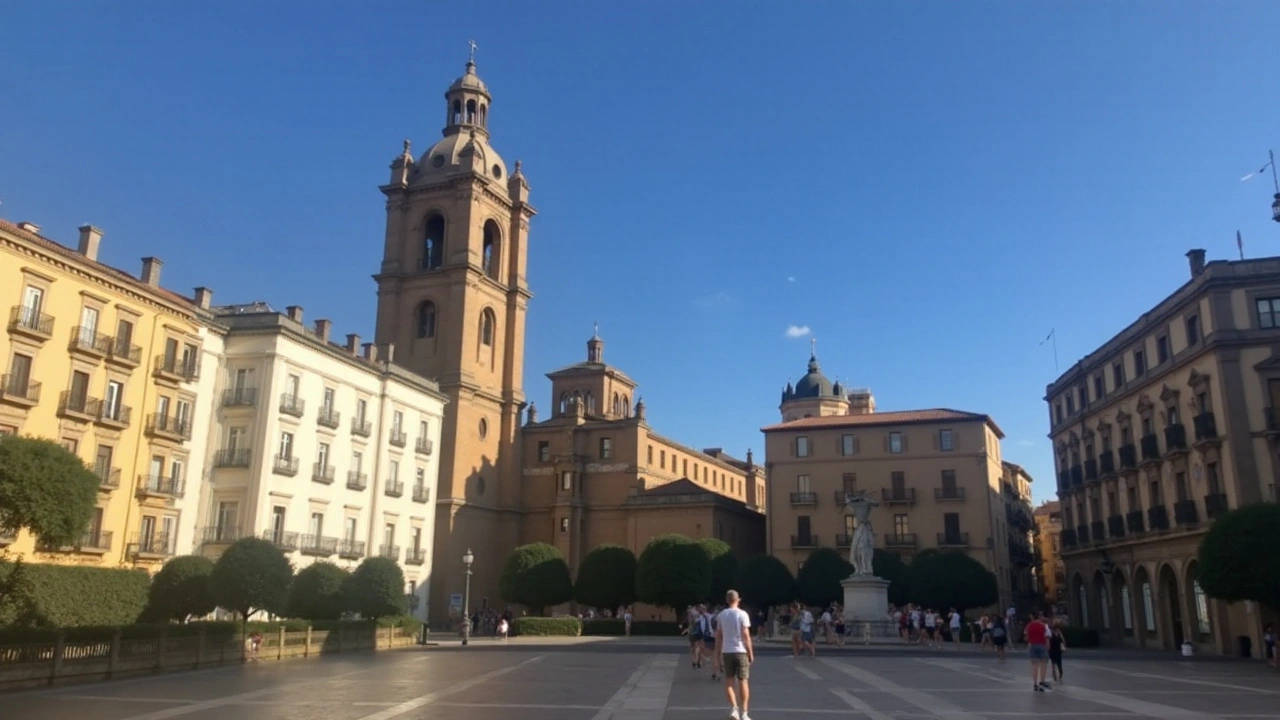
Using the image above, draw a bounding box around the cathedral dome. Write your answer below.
[417,131,508,181]
[449,61,490,95]
[792,355,836,398]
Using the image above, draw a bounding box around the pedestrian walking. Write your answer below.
[1048,619,1066,681]
[949,608,963,650]
[1025,612,1051,691]
[713,590,754,720]
[990,616,1008,662]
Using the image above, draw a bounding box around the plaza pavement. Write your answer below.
[6,635,1279,720]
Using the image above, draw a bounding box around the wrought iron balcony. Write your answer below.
[384,479,404,498]
[129,532,175,559]
[58,391,101,422]
[346,471,368,491]
[279,394,305,418]
[1147,505,1170,531]
[881,488,916,505]
[789,491,817,505]
[221,387,257,407]
[1099,450,1116,476]
[937,532,970,548]
[790,534,818,548]
[1061,528,1078,549]
[1164,424,1188,453]
[835,533,852,547]
[137,474,184,499]
[8,305,54,339]
[154,354,200,382]
[412,484,430,503]
[96,402,132,429]
[1084,459,1099,481]
[1126,510,1145,534]
[94,464,120,490]
[106,337,142,367]
[351,417,372,437]
[1204,492,1229,519]
[68,326,112,358]
[77,530,113,552]
[1090,520,1106,543]
[415,437,434,455]
[1107,515,1126,539]
[406,547,427,565]
[0,374,40,407]
[201,525,241,545]
[1193,412,1219,442]
[338,539,365,559]
[1173,499,1199,526]
[884,533,917,548]
[1076,524,1090,544]
[317,407,341,429]
[378,544,401,560]
[146,413,192,441]
[262,529,299,551]
[934,487,966,501]
[312,463,335,484]
[214,448,252,468]
[389,429,407,448]
[1140,434,1161,462]
[272,454,299,477]
[300,534,338,556]
[1119,443,1138,469]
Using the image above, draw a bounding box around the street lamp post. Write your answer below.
[461,548,474,646]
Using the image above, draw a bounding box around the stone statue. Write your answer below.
[842,491,881,576]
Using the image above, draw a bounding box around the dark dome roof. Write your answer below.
[784,355,840,401]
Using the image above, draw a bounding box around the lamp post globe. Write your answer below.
[461,548,474,646]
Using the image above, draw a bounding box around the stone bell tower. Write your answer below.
[373,54,536,623]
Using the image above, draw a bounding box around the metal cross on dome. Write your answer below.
[468,39,478,62]
[811,337,817,356]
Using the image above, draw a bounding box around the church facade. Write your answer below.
[373,59,762,622]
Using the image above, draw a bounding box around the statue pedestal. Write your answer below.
[841,574,894,638]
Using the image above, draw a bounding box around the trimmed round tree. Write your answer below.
[0,435,99,547]
[905,550,998,612]
[499,542,573,616]
[288,561,350,621]
[873,549,910,606]
[1197,502,1280,611]
[697,538,737,606]
[574,544,637,612]
[796,548,853,608]
[145,555,216,621]
[735,553,796,611]
[345,557,406,621]
[211,537,293,622]
[635,534,710,615]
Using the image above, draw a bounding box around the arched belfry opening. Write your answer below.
[482,220,501,279]
[423,214,445,270]
[416,301,437,339]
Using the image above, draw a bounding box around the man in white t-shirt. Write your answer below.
[714,590,754,720]
[949,607,962,650]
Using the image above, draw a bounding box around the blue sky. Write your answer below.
[4,2,1280,504]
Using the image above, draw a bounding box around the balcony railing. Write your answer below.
[262,529,299,551]
[1090,520,1105,543]
[937,532,969,548]
[214,448,252,468]
[146,413,192,441]
[1147,505,1170,531]
[1173,499,1199,526]
[272,455,299,477]
[300,534,338,556]
[1140,434,1161,462]
[789,491,817,505]
[8,305,54,339]
[1164,424,1188,453]
[1193,412,1218,442]
[1205,492,1229,519]
[1099,450,1116,476]
[279,394,305,418]
[389,430,407,448]
[106,337,142,367]
[97,402,132,429]
[58,391,101,421]
[1084,459,1099,481]
[378,544,401,560]
[415,438,434,456]
[312,463,335,484]
[412,484,430,503]
[790,534,818,548]
[1126,510,1145,534]
[1119,444,1138,469]
[154,354,200,382]
[835,533,852,547]
[1069,465,1084,487]
[351,417,372,437]
[0,374,40,407]
[202,526,242,545]
[881,488,916,504]
[130,532,175,558]
[406,548,427,565]
[317,407,341,429]
[934,487,966,501]
[1076,524,1090,544]
[221,387,257,407]
[137,474,184,499]
[69,326,112,357]
[346,471,368,491]
[80,529,113,552]
[338,539,365,559]
[384,479,404,498]
[884,533,917,548]
[1107,515,1126,539]
[94,464,121,489]
[1061,528,1078,549]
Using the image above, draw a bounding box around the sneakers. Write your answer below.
[1034,685,1044,692]
[741,712,753,720]
[729,708,741,719]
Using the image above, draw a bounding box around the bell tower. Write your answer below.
[374,54,536,623]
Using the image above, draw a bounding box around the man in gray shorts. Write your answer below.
[714,590,754,720]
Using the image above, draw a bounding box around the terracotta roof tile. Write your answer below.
[761,408,1003,437]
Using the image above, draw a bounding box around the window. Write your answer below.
[1078,386,1086,409]
[560,517,569,532]
[317,442,330,467]
[891,471,905,494]
[796,475,811,493]
[215,502,237,538]
[345,517,357,542]
[1094,375,1105,400]
[285,374,300,399]
[1113,362,1125,387]
[943,513,960,538]
[1185,315,1200,345]
[599,437,612,460]
[841,473,857,493]
[894,514,909,535]
[796,515,812,541]
[1120,585,1133,631]
[422,214,444,270]
[888,432,903,454]
[233,367,252,390]
[309,512,324,537]
[182,343,198,373]
[1078,585,1090,628]
[795,436,810,457]
[683,459,688,476]
[104,380,124,420]
[392,411,403,434]
[482,221,500,279]
[94,445,113,476]
[1193,580,1210,634]
[416,301,437,338]
[415,467,425,489]
[388,459,400,480]
[79,305,99,343]
[115,318,133,351]
[480,310,495,346]
[1156,336,1169,364]
[561,471,572,490]
[1133,348,1146,376]
[1206,462,1221,493]
[1055,403,1064,424]
[1257,297,1280,328]
[176,399,191,427]
[323,387,336,414]
[538,441,550,462]
[660,450,666,467]
[352,450,363,471]
[841,434,856,456]
[411,526,422,551]
[647,445,653,464]
[939,429,954,452]
[1141,582,1156,631]
[8,353,32,389]
[227,426,246,450]
[356,398,368,423]
[278,432,294,459]
[693,465,699,480]
[271,507,286,542]
[383,523,395,547]
[1066,394,1075,415]
[941,469,957,493]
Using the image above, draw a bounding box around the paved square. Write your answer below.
[5,638,1278,719]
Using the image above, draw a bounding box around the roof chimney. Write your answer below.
[286,305,303,323]
[17,221,41,234]
[140,257,163,287]
[1187,248,1206,278]
[77,225,103,261]
[384,343,395,364]
[361,342,378,362]
[314,319,332,342]
[345,333,360,354]
[193,287,213,310]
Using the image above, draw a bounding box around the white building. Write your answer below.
[192,302,445,620]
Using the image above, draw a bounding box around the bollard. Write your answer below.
[278,626,285,660]
[305,626,312,658]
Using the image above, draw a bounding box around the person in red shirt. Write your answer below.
[1024,611,1051,691]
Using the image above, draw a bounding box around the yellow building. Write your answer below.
[1033,500,1064,608]
[0,220,206,570]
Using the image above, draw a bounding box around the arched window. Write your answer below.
[559,393,568,415]
[423,214,445,270]
[482,221,501,280]
[416,301,436,339]
[466,99,477,124]
[479,104,487,127]
[622,395,630,417]
[612,393,621,416]
[451,100,462,125]
[585,392,595,414]
[480,309,495,346]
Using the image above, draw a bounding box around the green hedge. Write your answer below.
[0,561,149,627]
[1061,626,1099,648]
[0,616,423,645]
[582,619,682,636]
[512,617,581,636]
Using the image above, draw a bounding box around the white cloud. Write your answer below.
[784,325,811,338]
[1016,439,1036,447]
[787,276,796,283]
